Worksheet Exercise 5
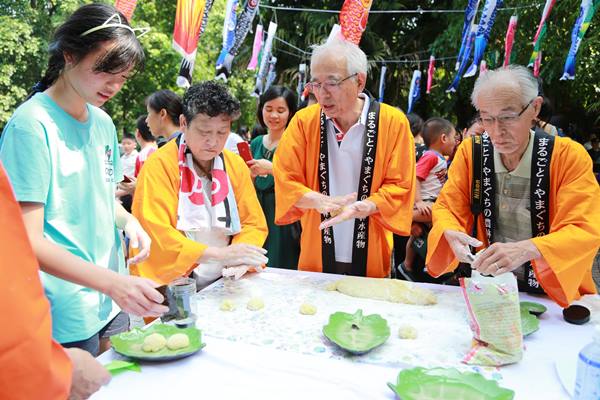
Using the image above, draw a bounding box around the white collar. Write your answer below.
[326,93,370,130]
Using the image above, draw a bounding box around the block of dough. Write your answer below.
[142,333,167,352]
[166,333,190,350]
[247,297,264,311]
[325,282,337,291]
[220,299,236,311]
[299,303,317,315]
[398,324,418,339]
[332,276,437,305]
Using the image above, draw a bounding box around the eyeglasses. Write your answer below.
[478,98,535,128]
[306,73,358,92]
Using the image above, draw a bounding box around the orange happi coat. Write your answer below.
[0,163,72,399]
[426,137,600,307]
[131,140,268,285]
[273,103,416,277]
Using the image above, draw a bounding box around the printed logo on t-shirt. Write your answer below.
[104,144,114,183]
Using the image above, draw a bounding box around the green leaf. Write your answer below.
[520,301,547,316]
[104,360,141,376]
[520,309,540,337]
[387,367,515,400]
[322,309,390,354]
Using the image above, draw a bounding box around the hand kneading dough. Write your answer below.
[142,333,167,352]
[247,297,264,311]
[332,276,437,305]
[299,303,317,315]
[167,333,190,350]
[398,324,418,339]
[220,299,236,311]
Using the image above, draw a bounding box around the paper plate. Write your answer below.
[111,324,205,361]
[520,301,547,316]
[322,309,390,355]
[387,367,515,400]
[521,309,540,337]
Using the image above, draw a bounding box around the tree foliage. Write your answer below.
[1,0,598,137]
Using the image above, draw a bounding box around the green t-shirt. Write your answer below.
[0,93,125,343]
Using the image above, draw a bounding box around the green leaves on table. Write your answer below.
[387,367,515,400]
[104,360,141,376]
[519,301,545,336]
[322,309,390,354]
[110,324,205,361]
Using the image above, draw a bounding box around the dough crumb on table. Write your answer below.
[220,298,236,311]
[247,297,265,311]
[398,324,418,339]
[299,303,317,315]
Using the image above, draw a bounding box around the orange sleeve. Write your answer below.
[530,141,600,306]
[426,139,486,277]
[0,163,72,400]
[368,107,416,235]
[273,112,314,225]
[226,151,268,247]
[131,142,207,285]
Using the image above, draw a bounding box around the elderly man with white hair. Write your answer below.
[426,65,600,307]
[273,38,416,277]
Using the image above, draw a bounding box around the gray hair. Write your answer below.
[471,64,539,108]
[310,37,368,76]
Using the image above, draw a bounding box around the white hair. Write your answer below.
[471,64,539,108]
[310,37,368,76]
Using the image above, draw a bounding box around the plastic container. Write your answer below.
[574,325,600,399]
[169,277,197,322]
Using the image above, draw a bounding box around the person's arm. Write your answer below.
[526,143,600,305]
[365,114,416,235]
[230,155,268,247]
[412,179,431,219]
[246,159,273,177]
[273,114,315,224]
[131,150,208,284]
[426,139,482,277]
[199,155,269,268]
[65,348,111,400]
[115,200,151,264]
[20,202,167,317]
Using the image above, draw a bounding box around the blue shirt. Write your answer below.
[0,93,125,343]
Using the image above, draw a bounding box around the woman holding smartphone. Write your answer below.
[247,86,300,269]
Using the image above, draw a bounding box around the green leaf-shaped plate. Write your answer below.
[520,301,547,316]
[110,324,205,361]
[322,309,390,354]
[387,367,515,400]
[104,360,141,376]
[521,309,540,337]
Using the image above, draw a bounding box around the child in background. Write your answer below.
[117,133,138,212]
[397,117,457,281]
[120,133,138,179]
[116,116,157,201]
[134,115,157,177]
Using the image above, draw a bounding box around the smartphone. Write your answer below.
[237,142,253,163]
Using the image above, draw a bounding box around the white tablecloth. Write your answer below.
[93,269,594,399]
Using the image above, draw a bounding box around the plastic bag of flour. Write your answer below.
[460,271,523,366]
